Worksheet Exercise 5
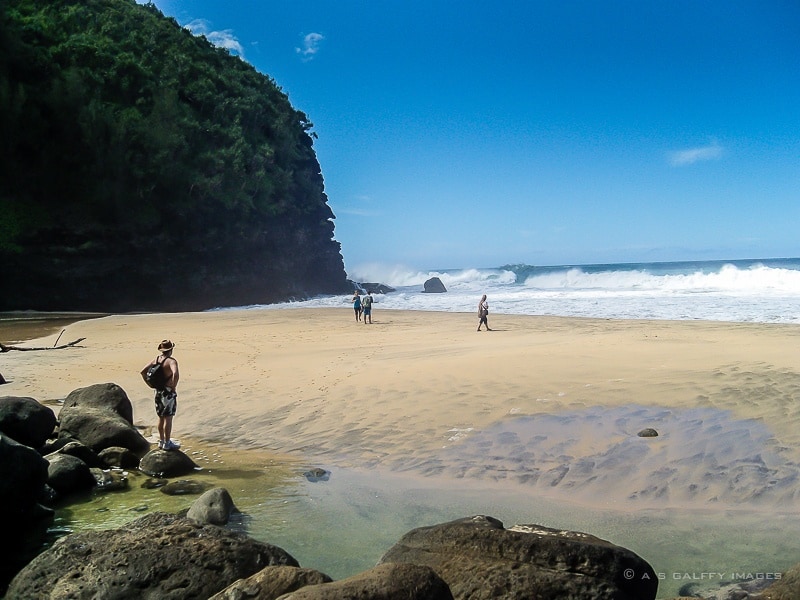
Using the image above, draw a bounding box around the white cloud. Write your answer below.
[668,142,724,166]
[337,207,379,217]
[296,32,324,61]
[186,19,245,58]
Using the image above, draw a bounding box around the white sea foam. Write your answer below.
[227,259,800,324]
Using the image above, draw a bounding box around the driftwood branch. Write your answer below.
[0,338,86,353]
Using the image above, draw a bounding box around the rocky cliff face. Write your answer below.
[1,210,350,312]
[0,0,349,312]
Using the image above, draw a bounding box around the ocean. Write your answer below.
[260,257,800,324]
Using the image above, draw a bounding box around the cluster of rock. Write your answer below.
[348,280,397,295]
[347,277,449,295]
[0,383,201,593]
[6,509,659,599]
[8,503,799,600]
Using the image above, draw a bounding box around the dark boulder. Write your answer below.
[209,566,333,599]
[637,428,659,437]
[0,434,54,593]
[303,467,330,482]
[61,383,134,424]
[39,436,74,456]
[58,406,150,454]
[423,277,447,293]
[187,487,238,526]
[379,515,658,600]
[0,433,50,512]
[160,479,212,496]
[0,396,57,448]
[1,501,54,596]
[273,563,453,600]
[98,445,141,469]
[139,448,200,478]
[141,477,168,489]
[49,440,103,468]
[44,453,96,497]
[6,512,300,600]
[360,282,396,294]
[90,468,130,493]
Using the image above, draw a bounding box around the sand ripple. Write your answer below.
[429,405,800,509]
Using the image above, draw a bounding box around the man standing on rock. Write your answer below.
[140,339,181,450]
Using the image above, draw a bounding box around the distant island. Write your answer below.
[0,0,349,312]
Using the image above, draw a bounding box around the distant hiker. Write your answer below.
[362,292,374,324]
[352,291,362,322]
[477,295,491,331]
[140,339,181,450]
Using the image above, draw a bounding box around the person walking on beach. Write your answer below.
[362,291,374,324]
[140,339,181,450]
[477,294,491,331]
[352,291,362,322]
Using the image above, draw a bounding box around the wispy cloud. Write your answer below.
[296,32,324,61]
[337,207,379,217]
[668,142,724,166]
[335,195,379,217]
[186,19,245,58]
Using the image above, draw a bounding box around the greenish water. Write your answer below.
[51,442,800,599]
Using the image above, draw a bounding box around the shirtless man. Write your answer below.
[477,295,491,331]
[140,339,181,450]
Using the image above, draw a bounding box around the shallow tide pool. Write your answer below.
[52,440,800,599]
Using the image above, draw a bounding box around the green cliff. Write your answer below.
[0,0,349,311]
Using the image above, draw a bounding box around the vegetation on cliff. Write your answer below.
[0,0,348,311]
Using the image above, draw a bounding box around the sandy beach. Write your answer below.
[4,307,800,597]
[3,307,800,511]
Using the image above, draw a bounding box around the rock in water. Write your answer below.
[379,515,658,600]
[44,453,96,497]
[159,479,211,496]
[303,467,330,482]
[423,277,447,293]
[262,563,453,600]
[6,512,299,599]
[209,566,333,599]
[139,448,199,477]
[187,487,238,526]
[637,428,659,437]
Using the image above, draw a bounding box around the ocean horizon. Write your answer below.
[229,257,800,325]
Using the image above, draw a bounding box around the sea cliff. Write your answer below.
[0,0,349,312]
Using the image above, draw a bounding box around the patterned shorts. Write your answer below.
[155,389,177,417]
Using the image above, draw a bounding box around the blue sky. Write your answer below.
[141,1,799,275]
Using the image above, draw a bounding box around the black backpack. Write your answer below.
[145,356,170,390]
